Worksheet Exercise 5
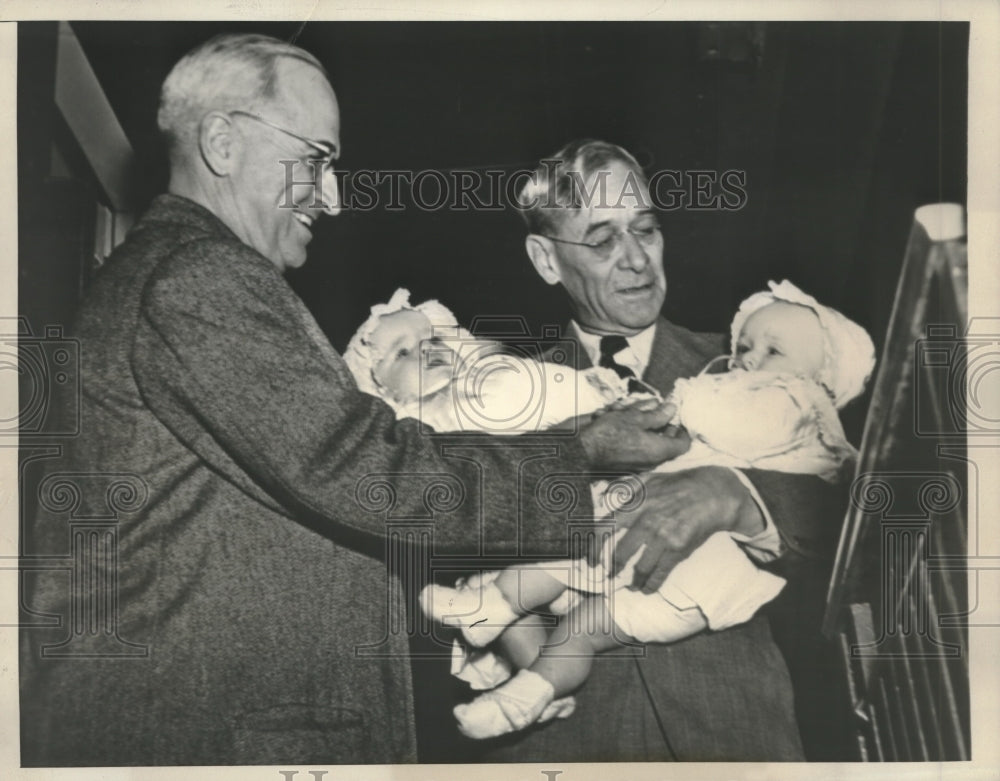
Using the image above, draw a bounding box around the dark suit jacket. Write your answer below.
[484,316,846,761]
[19,195,592,766]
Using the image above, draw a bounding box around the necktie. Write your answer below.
[598,336,645,394]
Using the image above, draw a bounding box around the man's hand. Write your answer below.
[579,402,691,472]
[600,467,766,593]
[591,394,663,417]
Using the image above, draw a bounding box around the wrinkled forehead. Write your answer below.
[578,160,649,206]
[550,171,654,237]
[265,57,341,149]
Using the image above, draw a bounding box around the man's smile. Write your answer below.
[292,210,315,230]
[616,281,657,296]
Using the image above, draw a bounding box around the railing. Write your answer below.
[822,203,970,760]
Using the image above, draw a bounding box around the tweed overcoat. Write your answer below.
[20,195,593,766]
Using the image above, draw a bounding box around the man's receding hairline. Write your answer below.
[247,55,337,137]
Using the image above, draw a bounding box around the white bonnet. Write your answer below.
[343,288,470,397]
[729,280,876,408]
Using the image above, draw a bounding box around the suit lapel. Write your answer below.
[643,317,727,395]
[561,321,593,371]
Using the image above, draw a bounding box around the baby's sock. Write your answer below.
[453,669,574,739]
[419,581,519,647]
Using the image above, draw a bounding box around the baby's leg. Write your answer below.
[532,595,622,697]
[492,563,574,614]
[454,596,626,739]
[420,563,572,647]
[495,615,549,670]
[492,579,612,672]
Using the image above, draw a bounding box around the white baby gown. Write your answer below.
[394,348,626,435]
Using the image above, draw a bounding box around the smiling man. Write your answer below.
[158,42,342,270]
[19,39,694,767]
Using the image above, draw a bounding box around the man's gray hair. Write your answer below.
[516,139,648,236]
[157,32,327,155]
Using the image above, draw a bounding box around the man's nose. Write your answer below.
[617,231,650,271]
[315,166,341,217]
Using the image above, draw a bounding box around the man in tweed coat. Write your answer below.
[482,140,848,761]
[19,37,697,766]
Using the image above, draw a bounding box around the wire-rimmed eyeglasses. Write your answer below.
[228,110,337,176]
[539,222,661,260]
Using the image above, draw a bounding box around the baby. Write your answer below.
[345,282,875,741]
[344,288,633,434]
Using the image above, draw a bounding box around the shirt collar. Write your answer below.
[571,321,658,377]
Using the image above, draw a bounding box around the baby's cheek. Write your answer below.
[384,365,413,398]
[761,357,790,374]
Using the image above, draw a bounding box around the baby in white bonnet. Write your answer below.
[343,287,629,434]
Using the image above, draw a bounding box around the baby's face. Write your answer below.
[368,309,456,403]
[733,301,826,377]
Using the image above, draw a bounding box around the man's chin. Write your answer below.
[280,248,310,272]
[610,304,661,331]
[612,287,663,314]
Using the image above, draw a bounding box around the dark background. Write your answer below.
[19,21,967,354]
[17,20,969,762]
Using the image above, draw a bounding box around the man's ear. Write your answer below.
[199,112,237,176]
[525,235,562,286]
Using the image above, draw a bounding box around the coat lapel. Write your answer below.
[557,316,726,394]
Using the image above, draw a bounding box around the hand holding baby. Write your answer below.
[597,466,764,593]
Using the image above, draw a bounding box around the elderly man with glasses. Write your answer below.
[19,37,693,766]
[476,140,848,762]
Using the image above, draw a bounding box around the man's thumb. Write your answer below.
[635,401,676,429]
